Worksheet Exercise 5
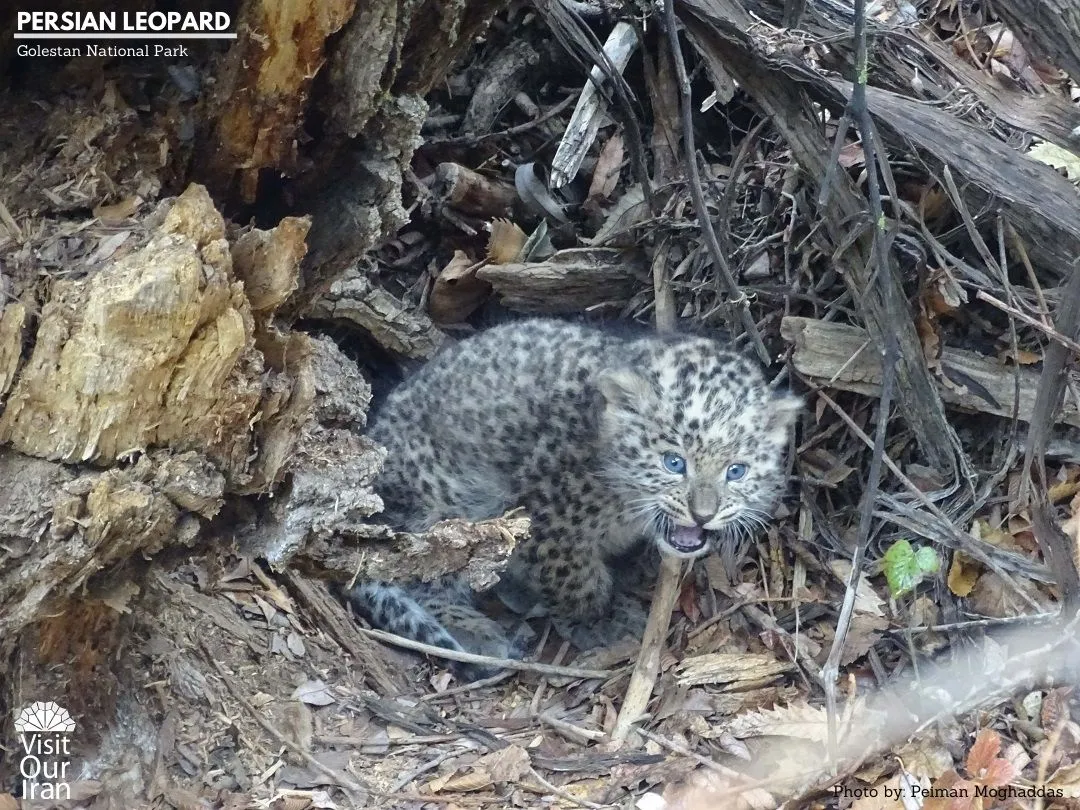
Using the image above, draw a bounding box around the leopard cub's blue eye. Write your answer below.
[662,452,687,475]
[726,463,748,481]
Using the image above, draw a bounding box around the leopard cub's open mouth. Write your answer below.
[659,522,713,557]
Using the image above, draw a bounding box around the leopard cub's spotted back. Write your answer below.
[345,319,798,677]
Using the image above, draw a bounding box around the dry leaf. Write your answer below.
[916,306,942,367]
[922,270,966,316]
[1000,742,1030,778]
[587,133,625,203]
[967,568,1045,617]
[98,581,141,613]
[429,250,490,324]
[946,553,979,597]
[726,701,829,742]
[1047,761,1080,798]
[922,771,974,810]
[984,756,1017,786]
[89,230,131,264]
[1041,686,1073,732]
[841,612,890,665]
[587,184,647,246]
[360,727,389,755]
[830,561,886,617]
[849,774,909,810]
[895,737,955,780]
[286,631,306,656]
[969,518,1023,551]
[282,701,314,752]
[838,141,865,168]
[93,195,142,223]
[963,733,1018,789]
[475,745,531,783]
[430,670,454,692]
[964,728,1000,776]
[1048,478,1080,503]
[487,219,527,264]
[676,652,792,688]
[679,576,701,623]
[252,565,296,613]
[291,679,335,707]
[918,189,952,225]
[1028,141,1080,180]
[801,448,855,486]
[999,347,1041,365]
[661,765,777,810]
[429,768,494,793]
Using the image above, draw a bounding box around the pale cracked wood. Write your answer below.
[0,301,26,399]
[293,514,528,593]
[0,185,310,490]
[0,188,328,674]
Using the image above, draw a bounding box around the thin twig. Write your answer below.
[538,711,607,743]
[976,289,1080,355]
[660,0,769,363]
[819,0,897,759]
[389,749,460,793]
[357,626,613,679]
[530,639,570,714]
[431,95,576,146]
[1022,254,1080,613]
[886,612,1056,633]
[632,725,735,775]
[418,670,515,701]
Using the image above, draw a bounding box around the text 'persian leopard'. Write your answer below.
[347,318,799,675]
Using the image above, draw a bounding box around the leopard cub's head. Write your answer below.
[594,337,799,558]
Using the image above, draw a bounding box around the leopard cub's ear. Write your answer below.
[596,368,657,415]
[766,393,801,434]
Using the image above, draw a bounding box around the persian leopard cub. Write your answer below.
[346,318,799,675]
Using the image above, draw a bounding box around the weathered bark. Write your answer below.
[992,0,1080,86]
[195,0,359,199]
[307,267,447,359]
[0,186,306,487]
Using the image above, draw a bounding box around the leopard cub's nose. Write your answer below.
[688,483,718,526]
[690,508,715,527]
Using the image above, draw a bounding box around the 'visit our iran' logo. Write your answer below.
[14,702,75,801]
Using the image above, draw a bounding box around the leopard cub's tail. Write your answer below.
[343,581,516,681]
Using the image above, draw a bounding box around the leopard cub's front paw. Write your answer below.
[553,593,649,649]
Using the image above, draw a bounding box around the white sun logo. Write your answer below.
[14,702,76,734]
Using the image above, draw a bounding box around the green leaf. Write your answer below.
[913,545,941,574]
[883,539,939,597]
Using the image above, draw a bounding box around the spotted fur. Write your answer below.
[347,319,798,676]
